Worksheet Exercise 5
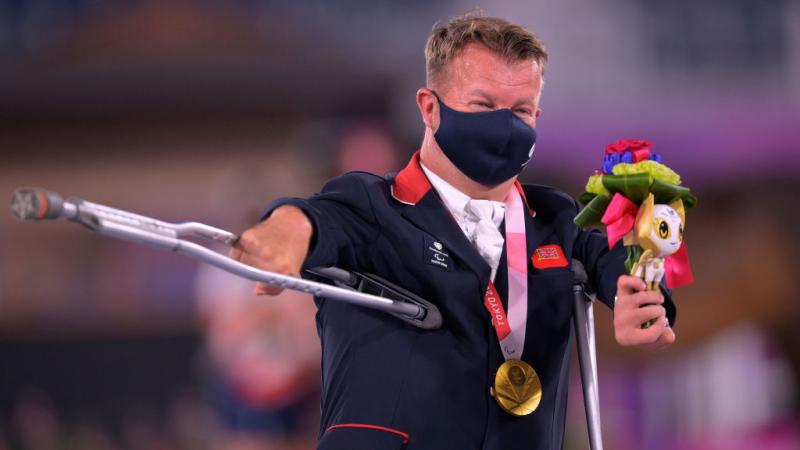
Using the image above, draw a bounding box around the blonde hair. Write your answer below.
[425,11,548,86]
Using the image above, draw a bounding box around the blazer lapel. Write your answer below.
[400,191,492,290]
[390,151,492,289]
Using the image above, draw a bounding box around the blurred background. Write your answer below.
[1,1,799,449]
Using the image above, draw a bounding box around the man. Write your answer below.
[231,12,676,450]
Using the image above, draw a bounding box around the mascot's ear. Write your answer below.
[670,198,686,225]
[634,193,656,251]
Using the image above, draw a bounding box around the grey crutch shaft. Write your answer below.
[10,187,441,329]
[571,260,604,450]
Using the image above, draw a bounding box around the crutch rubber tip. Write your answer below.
[10,187,64,221]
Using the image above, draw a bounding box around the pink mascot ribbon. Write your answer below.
[665,241,693,288]
[601,193,638,249]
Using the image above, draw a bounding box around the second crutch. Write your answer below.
[571,260,604,450]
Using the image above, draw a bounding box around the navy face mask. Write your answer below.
[434,96,537,186]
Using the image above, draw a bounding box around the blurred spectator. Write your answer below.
[194,161,321,450]
[67,418,119,450]
[165,389,220,450]
[11,389,62,450]
[119,399,175,450]
[0,431,9,450]
[195,265,320,450]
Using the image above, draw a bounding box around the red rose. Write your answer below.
[604,139,652,155]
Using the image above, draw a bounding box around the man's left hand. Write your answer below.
[613,275,676,350]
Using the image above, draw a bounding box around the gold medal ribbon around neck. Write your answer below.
[481,187,543,416]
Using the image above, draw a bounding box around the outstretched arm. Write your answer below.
[229,173,381,296]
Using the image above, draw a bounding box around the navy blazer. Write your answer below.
[265,152,676,450]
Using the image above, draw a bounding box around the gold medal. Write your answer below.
[490,359,542,416]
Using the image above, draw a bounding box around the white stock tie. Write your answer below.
[463,199,505,281]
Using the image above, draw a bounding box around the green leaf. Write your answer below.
[574,195,611,227]
[649,179,698,208]
[601,174,652,204]
[579,192,597,205]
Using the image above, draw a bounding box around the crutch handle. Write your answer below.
[571,258,589,285]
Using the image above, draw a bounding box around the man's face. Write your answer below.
[433,43,543,129]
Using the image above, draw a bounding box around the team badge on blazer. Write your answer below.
[423,235,453,271]
[532,244,569,269]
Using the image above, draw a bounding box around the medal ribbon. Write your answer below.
[482,187,528,360]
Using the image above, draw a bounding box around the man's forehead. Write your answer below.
[444,44,539,77]
[456,44,540,67]
[438,44,542,101]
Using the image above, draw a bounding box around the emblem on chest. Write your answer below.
[531,244,568,269]
[423,235,453,271]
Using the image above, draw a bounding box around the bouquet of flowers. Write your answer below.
[575,139,696,299]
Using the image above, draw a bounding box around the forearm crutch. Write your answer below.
[10,187,442,330]
[571,260,604,450]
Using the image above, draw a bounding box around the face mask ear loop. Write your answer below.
[430,90,445,132]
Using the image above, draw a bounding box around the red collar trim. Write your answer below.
[391,151,535,216]
[391,151,432,205]
[513,180,536,216]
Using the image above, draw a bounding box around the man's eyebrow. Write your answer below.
[465,89,495,100]
[511,98,536,108]
[466,90,535,107]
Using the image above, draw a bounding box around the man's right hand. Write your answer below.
[229,205,314,296]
